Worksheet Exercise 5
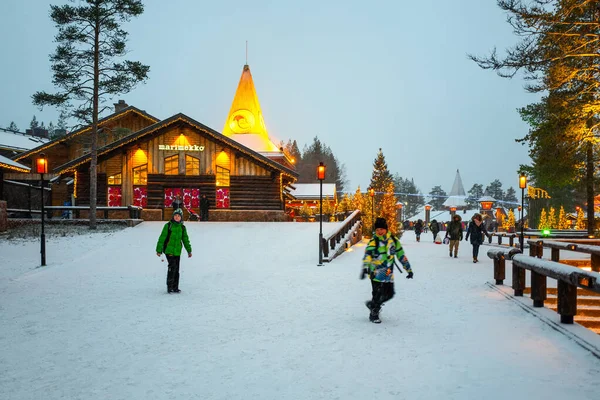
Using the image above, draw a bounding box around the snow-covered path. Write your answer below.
[1,222,599,400]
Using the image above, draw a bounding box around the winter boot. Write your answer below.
[369,308,381,323]
[473,257,477,263]
[454,254,457,258]
[449,251,452,257]
[172,288,181,293]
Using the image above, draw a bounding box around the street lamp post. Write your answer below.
[369,188,375,231]
[519,173,527,252]
[317,162,326,266]
[397,202,403,226]
[424,204,432,227]
[36,153,48,266]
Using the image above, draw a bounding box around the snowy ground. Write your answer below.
[1,222,600,400]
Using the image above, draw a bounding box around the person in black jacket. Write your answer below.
[465,213,490,263]
[445,214,463,258]
[200,194,210,221]
[429,219,440,243]
[414,219,423,242]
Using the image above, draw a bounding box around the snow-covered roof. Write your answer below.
[290,183,336,199]
[0,154,30,172]
[227,133,280,153]
[0,130,49,152]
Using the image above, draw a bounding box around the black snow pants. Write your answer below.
[371,281,395,311]
[166,255,181,290]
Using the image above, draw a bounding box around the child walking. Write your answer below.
[156,209,192,293]
[361,217,413,323]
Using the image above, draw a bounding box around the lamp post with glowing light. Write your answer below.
[317,162,326,266]
[424,204,432,227]
[519,173,527,252]
[36,153,48,266]
[396,202,403,225]
[369,188,375,231]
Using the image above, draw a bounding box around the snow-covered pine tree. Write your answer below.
[504,209,516,231]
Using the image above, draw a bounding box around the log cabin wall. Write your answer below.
[229,175,282,210]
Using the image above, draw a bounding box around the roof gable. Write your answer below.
[54,113,298,179]
[13,106,159,162]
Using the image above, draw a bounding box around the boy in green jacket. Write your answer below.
[156,209,192,293]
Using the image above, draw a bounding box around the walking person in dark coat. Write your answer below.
[414,219,423,242]
[172,193,183,211]
[465,213,489,263]
[429,219,440,243]
[156,209,192,293]
[200,194,210,221]
[445,214,463,258]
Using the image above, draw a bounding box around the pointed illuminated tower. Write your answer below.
[223,64,280,154]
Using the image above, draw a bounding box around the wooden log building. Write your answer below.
[6,65,298,221]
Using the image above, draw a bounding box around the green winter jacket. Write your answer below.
[156,221,192,256]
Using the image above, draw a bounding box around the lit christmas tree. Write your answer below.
[503,209,516,231]
[547,207,556,229]
[321,196,335,221]
[538,208,548,230]
[369,148,394,213]
[576,207,585,230]
[380,181,399,235]
[338,193,352,214]
[299,202,313,221]
[558,206,569,229]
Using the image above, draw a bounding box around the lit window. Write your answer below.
[216,166,230,187]
[185,155,200,176]
[108,173,122,185]
[133,164,147,185]
[165,155,178,175]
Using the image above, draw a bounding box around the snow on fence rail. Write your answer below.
[321,210,362,263]
[488,240,600,325]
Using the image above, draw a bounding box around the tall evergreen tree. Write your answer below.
[428,185,447,211]
[504,187,519,206]
[393,174,425,219]
[29,115,39,130]
[467,183,484,209]
[47,121,56,138]
[368,148,393,216]
[7,122,19,132]
[297,137,347,194]
[485,179,504,201]
[470,0,600,235]
[33,0,149,229]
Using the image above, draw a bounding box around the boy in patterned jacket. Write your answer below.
[361,217,413,323]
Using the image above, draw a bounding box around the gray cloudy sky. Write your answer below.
[1,0,534,195]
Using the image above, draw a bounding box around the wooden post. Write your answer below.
[509,236,514,247]
[494,256,505,285]
[512,265,526,296]
[551,248,560,263]
[557,280,577,324]
[530,270,547,307]
[536,241,544,258]
[529,241,537,257]
[591,254,600,273]
[498,236,503,245]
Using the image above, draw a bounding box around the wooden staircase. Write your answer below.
[524,287,600,334]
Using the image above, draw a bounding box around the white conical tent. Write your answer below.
[443,169,467,209]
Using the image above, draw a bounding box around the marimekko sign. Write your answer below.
[158,145,205,151]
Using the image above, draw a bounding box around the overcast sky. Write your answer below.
[1,0,535,195]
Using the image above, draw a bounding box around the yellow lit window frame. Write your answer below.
[164,155,179,175]
[216,165,230,187]
[185,155,200,176]
[133,164,148,185]
[107,173,122,185]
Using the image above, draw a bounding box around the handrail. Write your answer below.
[320,210,362,263]
[526,239,600,272]
[486,247,522,285]
[510,254,600,324]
